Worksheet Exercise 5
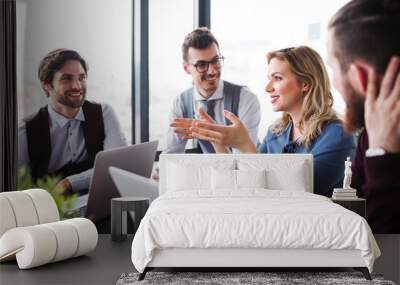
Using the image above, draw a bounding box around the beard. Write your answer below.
[58,89,86,108]
[342,79,365,133]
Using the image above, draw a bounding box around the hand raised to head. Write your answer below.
[365,56,400,153]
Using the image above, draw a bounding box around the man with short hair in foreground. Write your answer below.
[327,0,400,233]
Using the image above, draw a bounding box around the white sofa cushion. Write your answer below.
[0,191,39,228]
[0,218,98,269]
[24,189,60,224]
[0,190,60,238]
[64,218,98,257]
[0,189,98,269]
[42,222,79,262]
[0,196,17,237]
[0,225,57,268]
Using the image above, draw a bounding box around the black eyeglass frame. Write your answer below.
[190,55,225,73]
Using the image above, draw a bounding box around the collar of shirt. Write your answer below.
[281,121,305,152]
[193,79,224,102]
[282,120,293,143]
[47,104,85,128]
[274,120,299,145]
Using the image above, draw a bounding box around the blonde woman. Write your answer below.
[172,46,356,196]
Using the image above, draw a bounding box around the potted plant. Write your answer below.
[17,166,79,219]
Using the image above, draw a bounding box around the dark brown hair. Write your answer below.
[182,27,219,62]
[329,0,400,74]
[38,49,88,97]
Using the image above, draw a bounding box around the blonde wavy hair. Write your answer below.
[267,46,340,148]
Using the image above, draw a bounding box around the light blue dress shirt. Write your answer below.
[258,121,356,196]
[18,102,127,192]
[165,80,261,153]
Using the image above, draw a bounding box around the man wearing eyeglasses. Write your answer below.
[164,27,261,153]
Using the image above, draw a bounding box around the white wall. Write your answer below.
[16,0,132,141]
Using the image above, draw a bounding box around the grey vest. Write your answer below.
[178,81,243,153]
[179,80,242,125]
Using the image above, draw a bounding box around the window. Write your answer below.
[16,0,132,142]
[148,0,194,150]
[212,0,350,139]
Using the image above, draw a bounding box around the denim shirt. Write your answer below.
[258,121,356,196]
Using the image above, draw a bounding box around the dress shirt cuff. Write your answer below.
[364,153,400,189]
[66,174,90,192]
[365,147,386,157]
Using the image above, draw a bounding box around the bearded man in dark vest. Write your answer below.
[18,49,127,195]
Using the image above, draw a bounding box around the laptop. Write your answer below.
[109,166,159,203]
[75,141,158,221]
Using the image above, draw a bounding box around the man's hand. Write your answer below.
[190,110,258,153]
[365,56,400,153]
[170,107,230,153]
[151,167,160,182]
[170,118,197,140]
[197,108,230,153]
[56,178,73,196]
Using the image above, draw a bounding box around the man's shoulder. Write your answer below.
[22,105,48,124]
[83,101,120,124]
[83,100,103,109]
[83,100,114,113]
[223,80,257,100]
[178,86,195,97]
[174,87,195,105]
[223,80,244,89]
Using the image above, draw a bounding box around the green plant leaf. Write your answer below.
[17,166,79,218]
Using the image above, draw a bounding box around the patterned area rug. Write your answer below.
[117,271,396,285]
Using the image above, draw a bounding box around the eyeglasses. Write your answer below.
[191,56,224,73]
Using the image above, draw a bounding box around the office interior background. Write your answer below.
[1,0,350,191]
[1,2,400,284]
[15,0,349,149]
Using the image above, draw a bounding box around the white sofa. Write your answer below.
[0,189,98,269]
